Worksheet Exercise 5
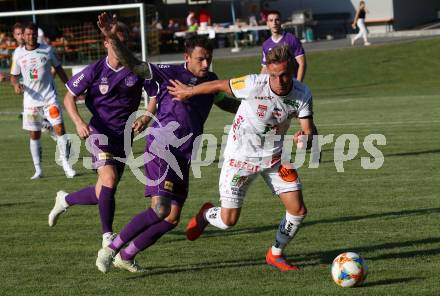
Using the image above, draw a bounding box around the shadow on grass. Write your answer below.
[125,256,266,279]
[0,201,35,207]
[123,209,440,278]
[308,237,440,265]
[362,277,423,287]
[164,207,440,241]
[126,237,438,280]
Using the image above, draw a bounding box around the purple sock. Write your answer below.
[109,208,161,252]
[98,186,116,234]
[65,186,98,206]
[120,220,176,261]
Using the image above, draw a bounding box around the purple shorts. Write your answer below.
[144,149,190,206]
[89,129,127,177]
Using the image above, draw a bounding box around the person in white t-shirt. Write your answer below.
[12,22,56,140]
[168,44,318,271]
[10,22,75,179]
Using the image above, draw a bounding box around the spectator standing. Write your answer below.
[351,1,371,46]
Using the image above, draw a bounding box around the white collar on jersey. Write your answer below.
[106,56,125,72]
[270,31,286,44]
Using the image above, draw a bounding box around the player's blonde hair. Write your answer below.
[265,44,294,65]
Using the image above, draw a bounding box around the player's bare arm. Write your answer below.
[295,55,306,82]
[296,116,318,150]
[167,79,232,101]
[10,75,23,94]
[54,65,69,84]
[132,96,157,133]
[64,91,90,139]
[97,12,151,79]
[352,9,360,28]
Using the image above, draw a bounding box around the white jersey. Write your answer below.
[225,74,313,166]
[10,44,60,107]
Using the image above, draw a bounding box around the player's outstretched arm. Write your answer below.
[97,12,151,79]
[168,79,232,101]
[214,92,240,114]
[54,65,69,84]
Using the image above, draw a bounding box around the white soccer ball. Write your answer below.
[331,252,368,287]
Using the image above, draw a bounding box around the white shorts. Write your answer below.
[219,158,302,208]
[22,102,63,131]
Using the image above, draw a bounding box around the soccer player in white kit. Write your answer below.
[10,23,75,179]
[168,44,318,271]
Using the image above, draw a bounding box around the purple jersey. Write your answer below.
[261,32,305,76]
[66,57,144,137]
[144,63,217,159]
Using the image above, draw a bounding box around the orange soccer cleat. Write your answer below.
[186,202,214,241]
[266,247,300,271]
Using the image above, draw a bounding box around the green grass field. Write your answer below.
[0,38,439,295]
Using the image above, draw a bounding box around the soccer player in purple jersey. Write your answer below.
[261,10,307,82]
[47,22,152,248]
[94,12,239,273]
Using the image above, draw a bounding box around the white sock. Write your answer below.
[30,139,42,173]
[272,212,305,255]
[204,207,231,230]
[102,232,113,239]
[61,197,69,209]
[56,135,71,166]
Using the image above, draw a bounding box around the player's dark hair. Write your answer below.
[184,35,213,55]
[24,22,38,32]
[12,22,24,32]
[265,44,294,65]
[267,10,281,17]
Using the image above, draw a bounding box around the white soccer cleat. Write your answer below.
[48,191,68,227]
[102,232,117,248]
[364,42,371,46]
[62,163,76,178]
[113,253,146,273]
[30,171,43,180]
[96,246,116,273]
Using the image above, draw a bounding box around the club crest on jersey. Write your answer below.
[125,75,137,87]
[257,104,268,118]
[99,77,109,94]
[99,84,109,94]
[29,68,38,80]
[40,56,47,63]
